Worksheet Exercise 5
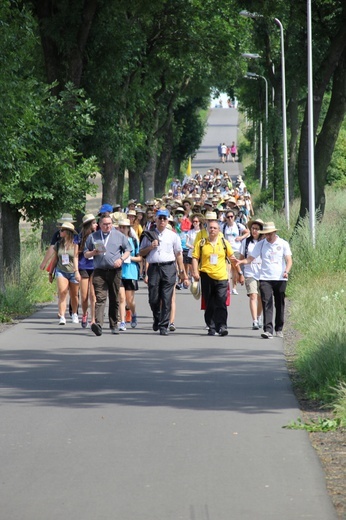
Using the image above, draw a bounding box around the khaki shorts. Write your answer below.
[245,277,260,295]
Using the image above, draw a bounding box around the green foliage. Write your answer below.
[287,189,346,403]
[327,124,346,188]
[283,417,342,432]
[332,383,346,427]
[0,236,56,322]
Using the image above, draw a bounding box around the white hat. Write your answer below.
[190,281,201,300]
[258,221,279,234]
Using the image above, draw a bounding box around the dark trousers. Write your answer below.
[259,280,287,334]
[147,263,176,329]
[200,272,228,333]
[93,268,122,329]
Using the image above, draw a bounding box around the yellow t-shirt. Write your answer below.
[192,236,233,280]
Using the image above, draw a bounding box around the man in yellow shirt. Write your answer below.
[192,219,243,336]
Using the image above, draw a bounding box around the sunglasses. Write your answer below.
[252,227,260,231]
[226,215,234,218]
[176,214,183,217]
[158,216,168,220]
[192,220,199,223]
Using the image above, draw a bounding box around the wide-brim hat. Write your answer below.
[127,199,137,206]
[57,213,75,224]
[174,206,185,214]
[204,211,217,220]
[190,280,201,300]
[82,213,96,225]
[258,221,279,234]
[118,218,131,227]
[127,210,137,216]
[60,221,78,234]
[247,218,264,231]
[182,198,194,207]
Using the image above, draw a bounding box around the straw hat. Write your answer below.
[247,218,264,231]
[82,213,96,225]
[57,213,75,224]
[60,221,78,234]
[258,221,279,234]
[190,280,201,300]
[127,210,137,216]
[118,218,131,227]
[204,211,218,220]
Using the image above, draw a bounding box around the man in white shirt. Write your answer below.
[237,222,292,339]
[139,208,189,335]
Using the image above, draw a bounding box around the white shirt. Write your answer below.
[142,228,182,263]
[223,222,245,252]
[240,238,262,279]
[251,236,292,281]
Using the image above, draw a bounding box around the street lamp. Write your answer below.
[246,72,269,190]
[240,9,290,227]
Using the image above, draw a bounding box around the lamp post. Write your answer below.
[240,10,290,227]
[246,72,269,190]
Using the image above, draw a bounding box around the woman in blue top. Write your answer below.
[78,214,98,328]
[118,218,141,331]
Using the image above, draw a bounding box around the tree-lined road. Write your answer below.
[0,108,337,520]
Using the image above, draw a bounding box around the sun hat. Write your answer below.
[82,213,96,225]
[127,199,137,206]
[182,198,194,207]
[204,211,218,220]
[57,213,75,223]
[118,218,131,227]
[190,280,201,300]
[127,210,137,216]
[60,221,78,234]
[258,221,279,234]
[174,206,185,214]
[156,208,170,218]
[98,203,113,214]
[247,218,264,231]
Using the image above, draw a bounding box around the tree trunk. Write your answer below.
[314,48,346,216]
[102,153,119,206]
[287,88,300,202]
[141,145,158,202]
[155,121,173,196]
[128,170,142,202]
[2,203,21,283]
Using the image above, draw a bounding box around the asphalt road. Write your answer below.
[0,108,337,520]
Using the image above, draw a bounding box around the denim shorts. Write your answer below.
[55,269,79,284]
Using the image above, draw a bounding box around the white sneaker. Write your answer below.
[59,316,66,325]
[276,331,284,338]
[232,288,238,295]
[252,320,259,330]
[258,316,263,328]
[119,322,126,331]
[71,313,79,324]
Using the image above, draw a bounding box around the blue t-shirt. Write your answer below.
[122,237,139,281]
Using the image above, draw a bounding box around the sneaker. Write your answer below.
[125,309,131,323]
[207,329,216,336]
[91,323,102,336]
[119,322,126,331]
[276,330,284,338]
[169,322,176,332]
[111,327,119,335]
[252,320,259,330]
[81,314,88,329]
[160,328,169,336]
[258,316,263,328]
[219,327,228,336]
[71,313,79,324]
[231,288,238,295]
[59,316,66,325]
[261,331,273,339]
[131,314,137,328]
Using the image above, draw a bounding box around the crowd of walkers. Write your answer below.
[41,168,292,338]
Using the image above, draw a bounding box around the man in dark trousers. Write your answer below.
[139,208,189,335]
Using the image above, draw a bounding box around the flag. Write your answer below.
[186,156,192,176]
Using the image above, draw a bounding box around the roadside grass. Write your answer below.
[0,233,56,323]
[255,187,346,424]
